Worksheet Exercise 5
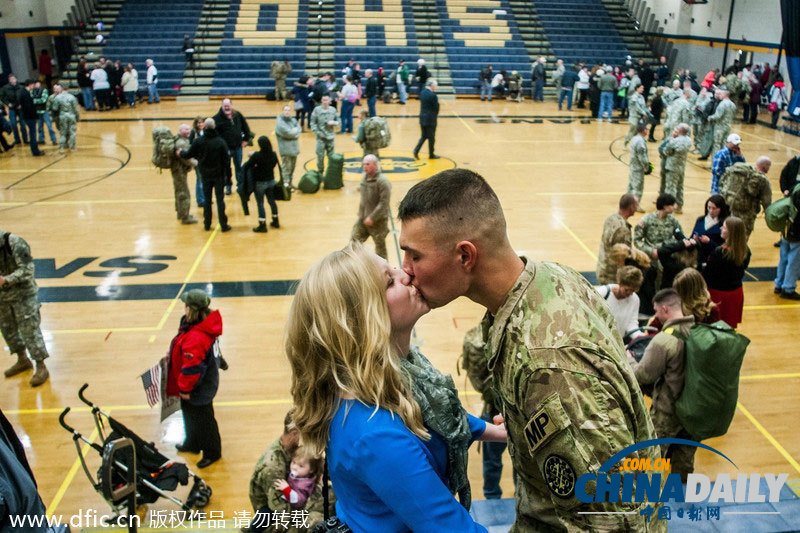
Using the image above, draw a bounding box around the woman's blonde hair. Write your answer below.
[673,268,716,322]
[285,242,428,456]
[723,216,749,266]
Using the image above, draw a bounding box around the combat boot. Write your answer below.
[30,361,49,387]
[253,220,267,233]
[270,215,280,229]
[4,354,32,377]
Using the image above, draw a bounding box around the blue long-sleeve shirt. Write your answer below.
[327,400,487,533]
[711,147,745,193]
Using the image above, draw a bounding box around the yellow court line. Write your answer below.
[149,226,220,342]
[47,326,159,335]
[740,372,800,381]
[737,401,800,475]
[0,166,154,174]
[46,425,101,516]
[553,216,598,262]
[738,131,800,154]
[444,101,478,137]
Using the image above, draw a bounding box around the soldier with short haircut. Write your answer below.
[270,60,292,100]
[275,105,301,188]
[351,155,391,259]
[597,193,639,284]
[706,89,737,155]
[628,288,696,482]
[659,123,693,213]
[624,84,650,146]
[309,95,338,175]
[628,123,651,204]
[719,157,773,238]
[47,83,80,153]
[662,90,693,139]
[247,410,327,532]
[172,124,198,225]
[398,169,663,532]
[1,230,50,387]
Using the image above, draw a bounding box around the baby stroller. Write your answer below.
[59,384,212,529]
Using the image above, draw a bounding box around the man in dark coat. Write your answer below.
[213,98,252,196]
[177,118,232,232]
[413,80,439,160]
[19,80,42,156]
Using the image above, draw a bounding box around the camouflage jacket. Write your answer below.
[628,93,649,124]
[661,134,692,172]
[310,106,339,141]
[0,232,38,301]
[596,213,632,285]
[480,259,663,532]
[629,135,649,174]
[634,213,682,258]
[248,438,327,532]
[460,325,500,415]
[270,61,292,80]
[172,135,193,171]
[47,92,80,123]
[664,98,692,132]
[661,88,681,107]
[707,98,736,126]
[719,163,773,217]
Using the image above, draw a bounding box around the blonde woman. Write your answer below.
[286,243,502,532]
[701,216,751,328]
[673,268,719,325]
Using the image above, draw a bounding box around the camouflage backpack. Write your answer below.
[363,116,391,148]
[152,127,176,169]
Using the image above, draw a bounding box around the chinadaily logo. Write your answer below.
[569,439,790,523]
[303,150,456,182]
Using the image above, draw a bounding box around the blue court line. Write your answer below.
[38,267,778,303]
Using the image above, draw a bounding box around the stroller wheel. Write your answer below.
[188,481,212,508]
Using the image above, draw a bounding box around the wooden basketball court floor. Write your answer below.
[1,96,799,529]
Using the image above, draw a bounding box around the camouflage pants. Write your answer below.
[0,295,49,362]
[315,138,335,175]
[58,114,77,149]
[733,211,757,238]
[650,408,696,483]
[627,168,645,201]
[275,79,288,100]
[712,124,731,154]
[280,154,297,186]
[351,219,389,259]
[624,119,640,145]
[170,167,191,220]
[362,145,380,158]
[664,169,685,207]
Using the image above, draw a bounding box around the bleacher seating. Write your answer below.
[100,0,205,97]
[436,0,532,95]
[533,0,632,67]
[210,0,309,96]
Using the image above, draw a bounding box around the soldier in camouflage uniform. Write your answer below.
[634,193,683,268]
[248,411,326,532]
[310,95,339,175]
[270,60,293,100]
[660,79,682,108]
[627,123,651,204]
[46,83,80,153]
[693,87,713,151]
[354,110,380,157]
[707,89,737,154]
[1,230,50,387]
[662,90,693,140]
[624,84,650,146]
[398,169,664,532]
[351,155,391,259]
[660,123,693,212]
[172,124,198,225]
[275,105,301,187]
[597,194,639,284]
[719,158,773,238]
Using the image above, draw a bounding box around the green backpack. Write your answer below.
[765,183,800,232]
[151,127,175,169]
[669,321,750,441]
[364,117,391,149]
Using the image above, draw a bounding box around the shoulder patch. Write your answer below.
[523,407,552,453]
[543,454,576,498]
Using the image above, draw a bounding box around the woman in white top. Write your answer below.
[768,78,788,129]
[596,265,644,341]
[339,76,358,134]
[120,63,139,107]
[576,66,590,108]
[90,62,110,111]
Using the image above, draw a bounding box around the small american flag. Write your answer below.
[140,362,161,407]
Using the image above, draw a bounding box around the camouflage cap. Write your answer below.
[180,289,210,310]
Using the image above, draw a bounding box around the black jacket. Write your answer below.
[213,108,251,150]
[19,89,37,120]
[242,138,278,182]
[364,77,377,98]
[419,88,439,126]
[179,128,230,181]
[415,65,430,84]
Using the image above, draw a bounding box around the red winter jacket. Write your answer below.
[167,310,222,404]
